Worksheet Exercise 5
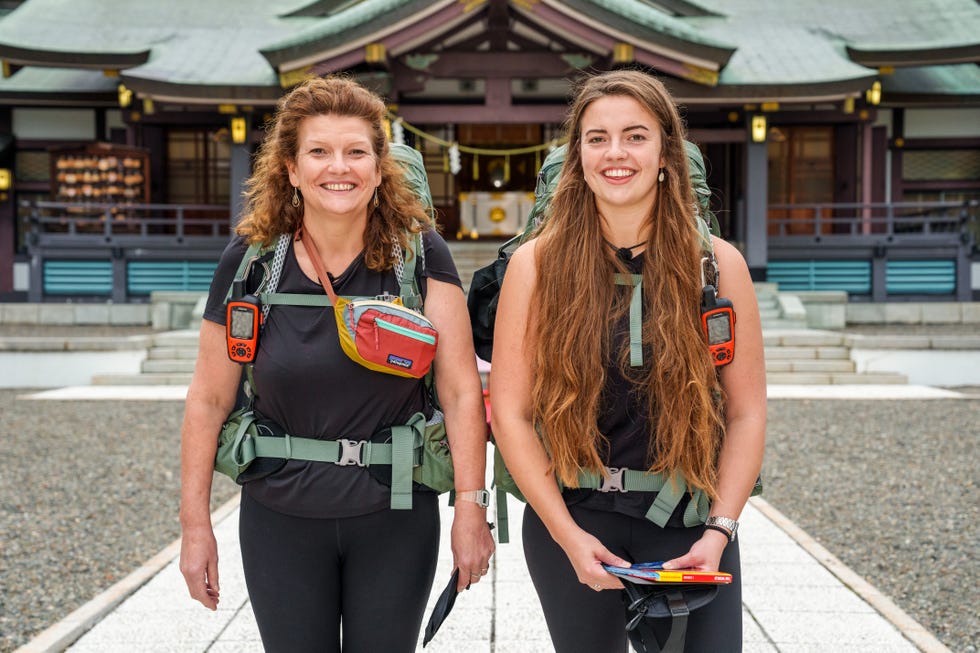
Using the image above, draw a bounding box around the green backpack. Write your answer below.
[466,142,759,543]
[214,144,455,510]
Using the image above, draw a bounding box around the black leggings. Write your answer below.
[239,491,440,653]
[523,504,742,653]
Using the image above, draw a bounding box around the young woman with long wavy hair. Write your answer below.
[490,70,766,652]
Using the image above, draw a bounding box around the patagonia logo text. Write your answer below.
[387,354,413,368]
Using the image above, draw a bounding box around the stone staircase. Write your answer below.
[754,283,906,384]
[91,329,198,385]
[91,243,906,386]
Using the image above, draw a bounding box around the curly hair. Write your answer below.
[235,75,431,270]
[531,70,725,498]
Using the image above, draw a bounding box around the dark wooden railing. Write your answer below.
[25,201,233,302]
[26,201,231,242]
[767,200,977,301]
[767,200,975,239]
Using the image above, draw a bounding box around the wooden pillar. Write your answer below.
[229,140,251,227]
[861,122,874,235]
[0,107,13,294]
[744,137,768,281]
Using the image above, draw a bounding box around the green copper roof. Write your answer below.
[0,66,115,103]
[0,0,316,96]
[0,0,974,104]
[261,0,437,68]
[558,0,735,60]
[882,64,980,100]
[680,0,979,89]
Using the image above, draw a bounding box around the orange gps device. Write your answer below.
[701,286,735,367]
[226,295,262,363]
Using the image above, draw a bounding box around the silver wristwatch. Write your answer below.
[455,489,490,508]
[705,516,739,542]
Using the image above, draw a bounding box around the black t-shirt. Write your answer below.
[203,229,461,518]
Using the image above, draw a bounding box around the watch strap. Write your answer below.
[705,515,739,542]
[455,489,490,508]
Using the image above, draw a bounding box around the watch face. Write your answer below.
[475,490,490,507]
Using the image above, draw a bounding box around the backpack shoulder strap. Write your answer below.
[396,230,425,311]
[224,239,271,302]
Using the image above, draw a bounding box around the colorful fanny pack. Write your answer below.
[335,296,438,378]
[301,228,438,379]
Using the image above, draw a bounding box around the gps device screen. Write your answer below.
[229,305,256,339]
[706,312,731,345]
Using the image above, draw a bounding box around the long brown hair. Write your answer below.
[532,70,724,498]
[236,76,431,270]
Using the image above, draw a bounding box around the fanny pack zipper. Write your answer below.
[374,317,437,345]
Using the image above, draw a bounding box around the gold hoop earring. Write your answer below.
[658,169,665,183]
[291,186,301,207]
[373,187,380,208]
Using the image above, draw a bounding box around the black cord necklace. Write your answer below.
[603,238,647,261]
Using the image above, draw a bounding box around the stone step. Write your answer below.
[766,370,908,385]
[142,359,196,374]
[766,372,834,384]
[829,372,908,384]
[91,372,193,385]
[766,359,855,373]
[764,332,846,347]
[151,330,201,348]
[759,307,781,320]
[761,318,809,329]
[147,346,199,360]
[764,346,851,360]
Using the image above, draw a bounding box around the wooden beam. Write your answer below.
[406,51,578,78]
[396,103,567,124]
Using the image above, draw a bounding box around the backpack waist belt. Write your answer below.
[575,466,710,528]
[231,411,425,510]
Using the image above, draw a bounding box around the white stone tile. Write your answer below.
[69,643,200,653]
[742,584,875,614]
[208,643,265,653]
[415,606,492,644]
[743,643,780,653]
[741,541,822,566]
[67,608,228,646]
[751,610,917,650]
[492,640,556,653]
[742,560,843,588]
[743,609,771,643]
[214,605,260,641]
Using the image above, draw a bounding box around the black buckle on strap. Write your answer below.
[337,439,365,466]
[599,467,626,493]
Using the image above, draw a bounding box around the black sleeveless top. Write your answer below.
[562,252,691,527]
[203,230,461,518]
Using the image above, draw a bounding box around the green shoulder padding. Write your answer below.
[390,143,434,219]
[223,239,271,302]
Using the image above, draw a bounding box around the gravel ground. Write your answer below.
[1,390,977,652]
[764,398,978,653]
[0,391,238,653]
